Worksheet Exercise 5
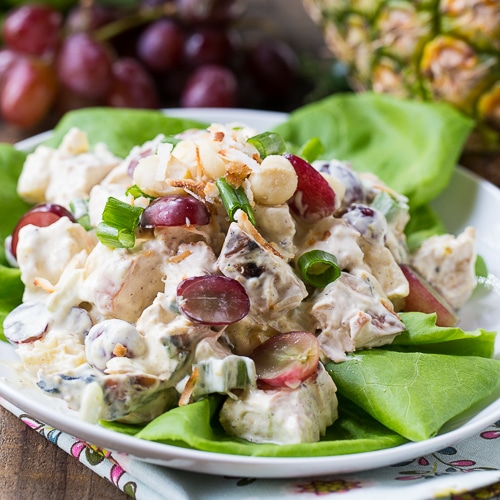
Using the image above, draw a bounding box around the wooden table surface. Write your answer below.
[2,1,500,498]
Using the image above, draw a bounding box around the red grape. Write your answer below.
[140,195,210,227]
[183,27,235,68]
[3,4,62,58]
[177,275,250,325]
[1,57,57,128]
[66,4,118,33]
[318,161,364,211]
[284,153,336,222]
[343,204,386,243]
[180,64,237,107]
[10,204,76,258]
[3,302,51,344]
[246,39,298,99]
[400,264,459,327]
[56,33,113,100]
[0,48,18,92]
[106,58,159,109]
[137,18,184,73]
[176,0,245,24]
[250,331,320,389]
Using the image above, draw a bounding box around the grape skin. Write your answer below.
[106,58,160,109]
[3,4,62,57]
[183,27,235,68]
[251,331,320,389]
[56,33,113,100]
[10,203,75,258]
[285,154,336,222]
[137,18,185,73]
[180,64,237,108]
[1,57,57,128]
[140,195,210,227]
[177,275,250,325]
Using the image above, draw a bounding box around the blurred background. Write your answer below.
[0,0,344,142]
[1,0,500,183]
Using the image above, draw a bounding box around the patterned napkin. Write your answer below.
[2,398,500,500]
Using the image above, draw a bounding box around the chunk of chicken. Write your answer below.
[217,214,307,328]
[219,363,337,444]
[410,226,477,309]
[81,239,165,322]
[311,270,406,362]
[16,217,96,302]
[18,128,121,207]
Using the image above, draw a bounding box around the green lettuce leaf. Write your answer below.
[0,265,24,342]
[326,351,500,442]
[274,92,474,208]
[405,204,447,252]
[0,144,30,341]
[133,395,405,457]
[44,107,208,158]
[392,312,497,357]
[0,144,30,264]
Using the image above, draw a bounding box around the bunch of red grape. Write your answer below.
[0,0,307,130]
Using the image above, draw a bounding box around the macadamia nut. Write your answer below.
[249,155,298,205]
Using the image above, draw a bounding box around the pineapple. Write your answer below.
[304,0,500,151]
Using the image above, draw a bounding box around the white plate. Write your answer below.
[1,109,500,479]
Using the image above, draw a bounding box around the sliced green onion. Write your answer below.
[69,198,92,231]
[96,223,136,249]
[216,177,256,225]
[97,197,144,248]
[371,191,408,223]
[161,135,181,147]
[126,184,155,200]
[101,197,144,230]
[298,250,341,288]
[297,137,324,163]
[247,131,286,159]
[475,255,488,278]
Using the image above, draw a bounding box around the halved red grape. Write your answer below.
[3,302,51,344]
[250,331,320,389]
[400,264,459,327]
[140,195,210,227]
[284,153,336,223]
[177,275,250,325]
[10,203,75,258]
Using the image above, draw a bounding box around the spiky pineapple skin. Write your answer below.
[304,0,500,150]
